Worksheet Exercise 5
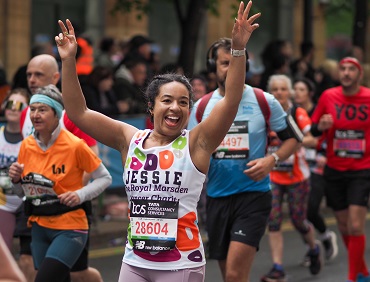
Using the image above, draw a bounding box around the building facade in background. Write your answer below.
[0,0,330,82]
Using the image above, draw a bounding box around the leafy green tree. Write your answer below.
[111,0,244,75]
[323,0,367,50]
[112,0,368,71]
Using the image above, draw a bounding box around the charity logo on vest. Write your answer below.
[0,153,18,166]
[125,170,189,198]
[335,103,368,121]
[52,164,66,174]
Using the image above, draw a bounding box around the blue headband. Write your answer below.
[30,94,63,119]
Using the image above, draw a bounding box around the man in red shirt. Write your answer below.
[311,57,370,282]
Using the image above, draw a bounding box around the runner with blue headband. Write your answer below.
[30,94,64,119]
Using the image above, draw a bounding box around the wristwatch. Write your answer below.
[271,152,280,165]
[230,48,246,57]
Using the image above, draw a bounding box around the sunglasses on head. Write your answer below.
[4,100,27,111]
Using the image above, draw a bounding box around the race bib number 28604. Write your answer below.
[130,199,179,252]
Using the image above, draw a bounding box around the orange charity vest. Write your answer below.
[76,37,94,75]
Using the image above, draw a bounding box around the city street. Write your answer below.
[89,214,370,282]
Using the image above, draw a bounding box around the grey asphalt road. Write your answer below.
[89,216,370,282]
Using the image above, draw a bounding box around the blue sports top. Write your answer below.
[188,85,287,197]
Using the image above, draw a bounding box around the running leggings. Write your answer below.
[118,262,205,282]
[268,180,311,234]
[35,258,71,282]
[307,172,327,234]
[31,222,88,282]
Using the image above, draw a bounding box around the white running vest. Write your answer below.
[0,127,23,212]
[123,129,206,270]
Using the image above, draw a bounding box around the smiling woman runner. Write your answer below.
[55,1,260,281]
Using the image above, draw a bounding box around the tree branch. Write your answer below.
[174,0,185,24]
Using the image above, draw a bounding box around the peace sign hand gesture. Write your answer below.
[55,19,78,61]
[232,1,261,50]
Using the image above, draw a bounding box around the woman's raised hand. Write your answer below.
[232,1,261,49]
[55,19,78,60]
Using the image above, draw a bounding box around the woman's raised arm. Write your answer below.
[190,1,260,171]
[55,19,137,151]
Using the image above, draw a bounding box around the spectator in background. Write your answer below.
[159,63,184,75]
[114,58,148,115]
[259,39,293,91]
[81,66,127,117]
[74,24,94,82]
[111,40,129,67]
[123,35,155,81]
[259,54,290,91]
[12,42,58,92]
[314,59,339,103]
[261,40,294,69]
[0,62,10,107]
[291,41,316,82]
[245,52,265,87]
[95,36,118,70]
[199,70,218,92]
[190,75,207,102]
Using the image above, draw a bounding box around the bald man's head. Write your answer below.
[27,54,60,94]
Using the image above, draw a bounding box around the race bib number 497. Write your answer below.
[213,121,249,159]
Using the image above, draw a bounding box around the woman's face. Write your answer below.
[293,81,311,105]
[30,103,59,134]
[99,76,114,92]
[5,93,28,123]
[269,79,291,107]
[191,78,207,102]
[152,81,190,136]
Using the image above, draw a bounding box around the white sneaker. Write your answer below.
[322,231,338,261]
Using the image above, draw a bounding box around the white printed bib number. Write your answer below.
[219,135,247,150]
[131,217,177,247]
[133,219,171,236]
[21,172,55,199]
[213,121,249,159]
[130,199,178,252]
[22,184,57,199]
